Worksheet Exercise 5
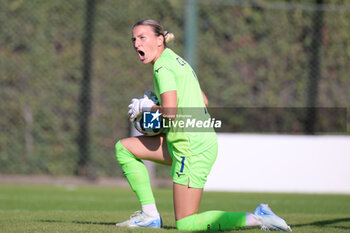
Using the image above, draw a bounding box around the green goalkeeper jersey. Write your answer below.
[153,48,217,156]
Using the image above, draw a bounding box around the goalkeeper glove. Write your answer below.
[128,95,155,122]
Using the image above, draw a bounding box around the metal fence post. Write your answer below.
[77,0,96,177]
[305,0,324,134]
[184,0,198,70]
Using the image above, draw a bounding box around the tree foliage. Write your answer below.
[0,0,349,176]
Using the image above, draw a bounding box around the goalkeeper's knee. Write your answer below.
[115,140,137,165]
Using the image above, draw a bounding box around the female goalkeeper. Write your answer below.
[115,18,291,232]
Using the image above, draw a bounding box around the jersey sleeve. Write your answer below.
[154,66,177,94]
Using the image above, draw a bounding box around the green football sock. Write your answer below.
[176,211,246,231]
[115,141,155,205]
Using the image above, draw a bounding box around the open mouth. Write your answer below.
[137,50,145,61]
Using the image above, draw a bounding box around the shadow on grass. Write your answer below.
[191,228,253,233]
[38,219,176,229]
[292,217,350,230]
[185,218,350,232]
[38,219,115,226]
[38,218,350,231]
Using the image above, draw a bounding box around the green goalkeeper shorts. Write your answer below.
[168,142,218,189]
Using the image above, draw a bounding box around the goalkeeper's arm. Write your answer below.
[151,90,177,121]
[201,90,208,107]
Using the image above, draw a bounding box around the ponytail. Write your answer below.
[164,31,175,44]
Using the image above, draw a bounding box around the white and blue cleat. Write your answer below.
[254,203,292,232]
[115,210,162,228]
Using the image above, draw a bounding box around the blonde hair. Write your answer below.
[132,19,175,46]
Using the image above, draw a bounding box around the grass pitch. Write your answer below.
[0,184,349,232]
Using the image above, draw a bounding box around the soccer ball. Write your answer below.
[144,90,159,105]
[133,113,165,136]
[132,90,166,136]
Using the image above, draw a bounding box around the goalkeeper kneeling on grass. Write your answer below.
[114,18,292,232]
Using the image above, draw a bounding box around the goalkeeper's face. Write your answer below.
[132,25,164,64]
